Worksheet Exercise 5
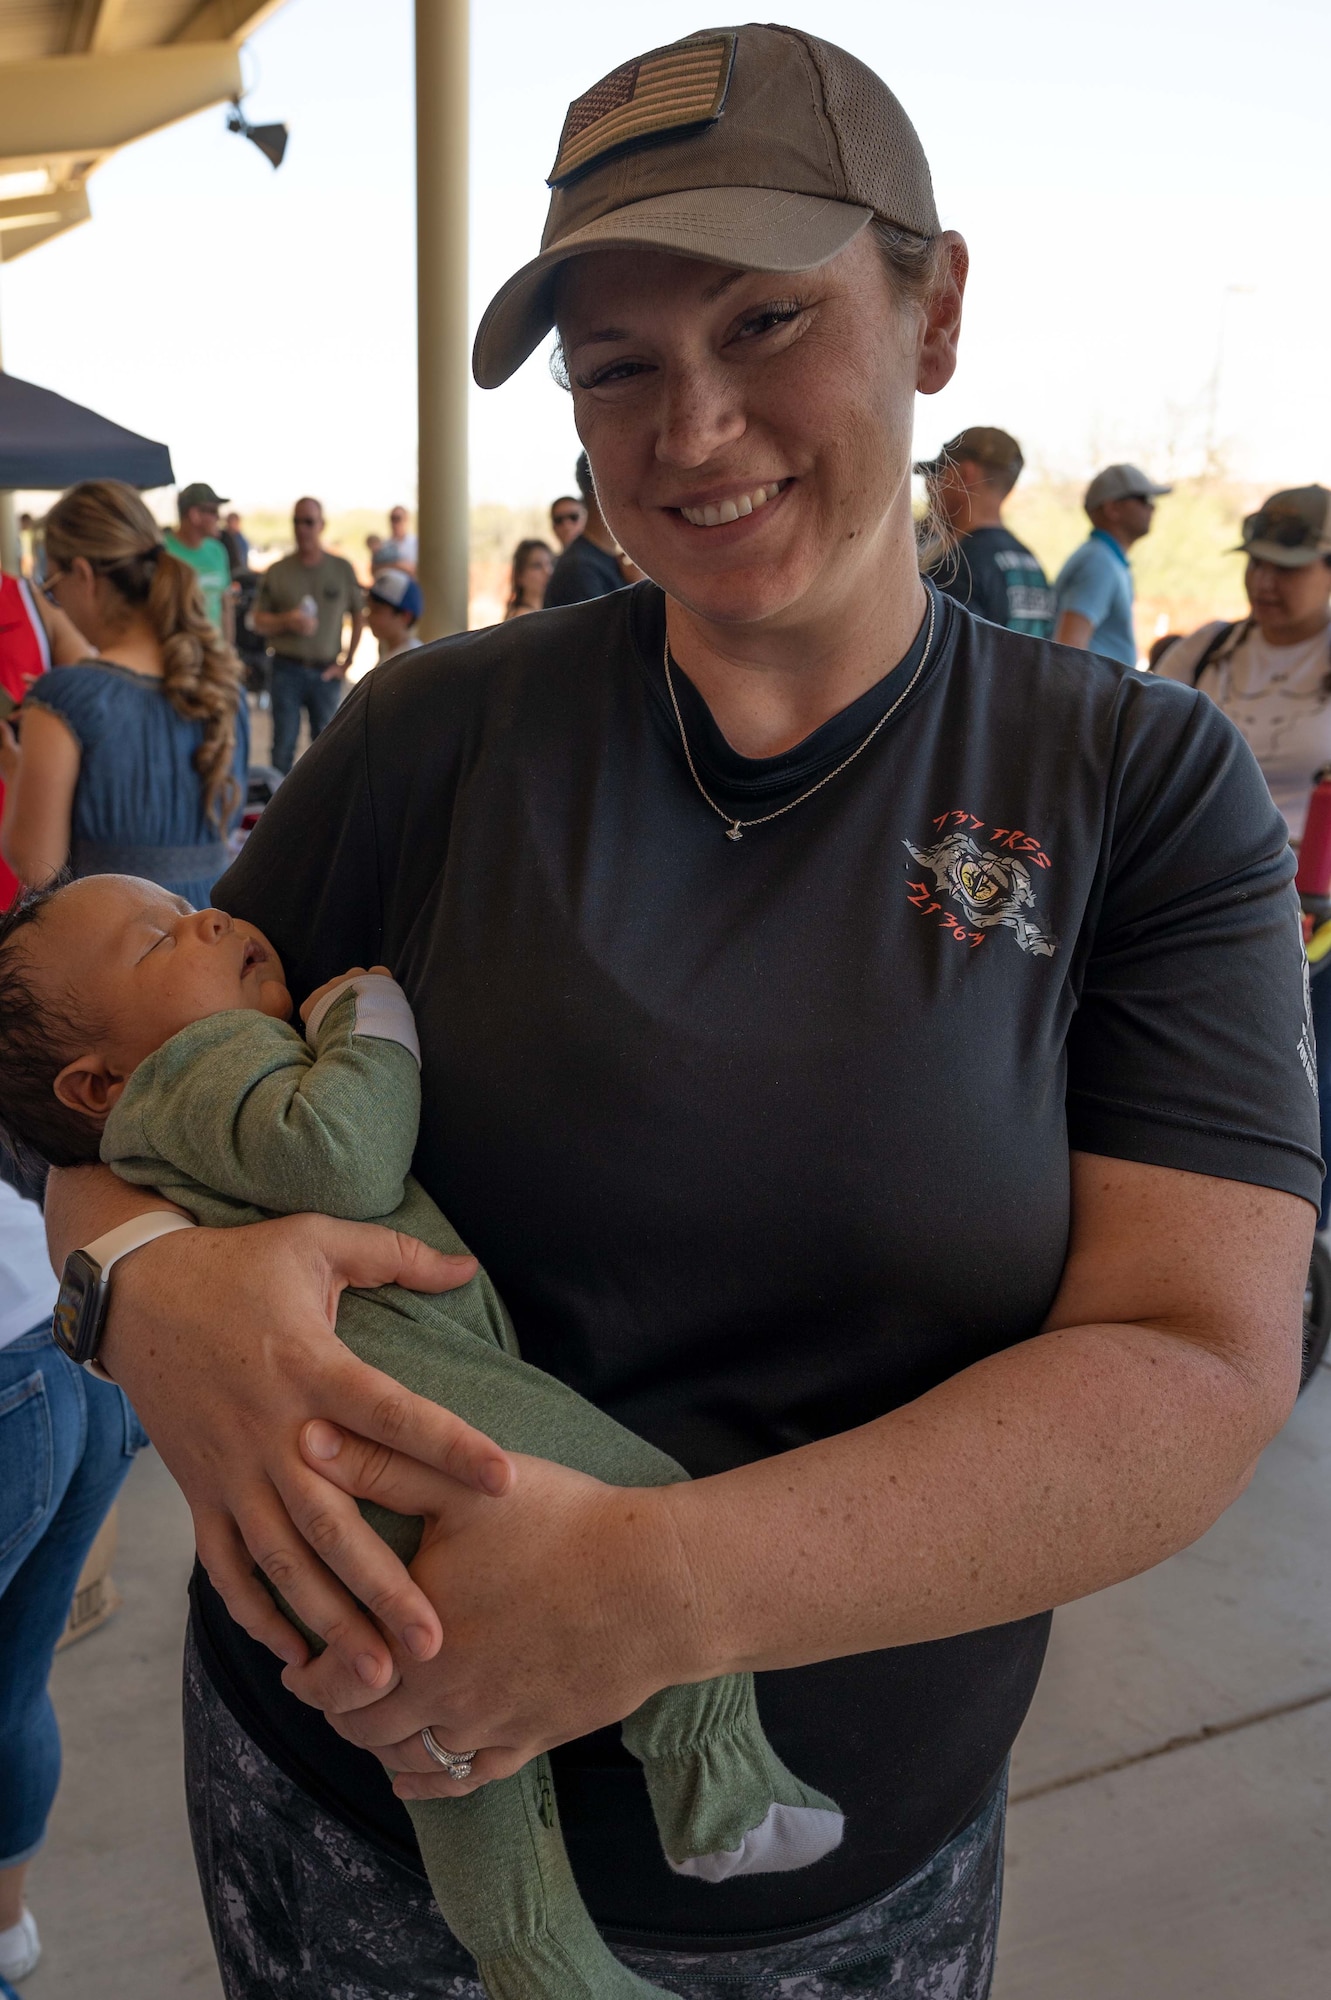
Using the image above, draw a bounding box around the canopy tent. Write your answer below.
[0,368,173,490]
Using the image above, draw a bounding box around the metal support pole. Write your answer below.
[0,264,21,576]
[415,0,470,640]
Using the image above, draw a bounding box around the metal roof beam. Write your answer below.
[65,0,132,56]
[0,183,92,263]
[0,43,242,168]
[175,0,286,45]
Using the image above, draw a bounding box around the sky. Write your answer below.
[2,0,1328,514]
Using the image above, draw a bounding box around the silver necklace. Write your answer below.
[663,586,937,841]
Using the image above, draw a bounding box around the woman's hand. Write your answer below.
[88,1210,513,1687]
[281,1426,700,1799]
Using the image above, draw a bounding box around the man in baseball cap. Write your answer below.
[1052,463,1171,666]
[916,428,1053,637]
[165,481,234,642]
[365,565,424,666]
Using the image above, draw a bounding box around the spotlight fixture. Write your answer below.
[227,102,289,171]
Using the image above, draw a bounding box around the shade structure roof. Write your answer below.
[0,368,173,489]
[0,4,285,262]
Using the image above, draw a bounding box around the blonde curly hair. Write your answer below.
[43,480,243,828]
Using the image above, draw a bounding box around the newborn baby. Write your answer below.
[0,873,843,2000]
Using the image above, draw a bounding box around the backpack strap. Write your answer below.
[1185,620,1243,687]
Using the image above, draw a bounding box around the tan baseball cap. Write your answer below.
[472,24,941,389]
[1237,485,1331,569]
[915,427,1024,480]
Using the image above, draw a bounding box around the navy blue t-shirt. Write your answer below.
[934,525,1054,637]
[543,532,627,608]
[201,583,1319,1947]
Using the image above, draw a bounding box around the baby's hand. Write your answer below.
[299,966,394,1026]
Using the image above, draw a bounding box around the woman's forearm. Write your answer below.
[662,1312,1285,1680]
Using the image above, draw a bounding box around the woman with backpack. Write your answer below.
[1157,484,1331,1216]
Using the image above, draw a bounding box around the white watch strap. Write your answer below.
[81,1213,196,1382]
[84,1211,196,1273]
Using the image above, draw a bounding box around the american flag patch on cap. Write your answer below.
[548,34,736,186]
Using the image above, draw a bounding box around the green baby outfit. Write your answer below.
[101,976,842,2000]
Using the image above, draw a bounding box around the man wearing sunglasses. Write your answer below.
[549,494,586,550]
[251,498,364,774]
[544,452,632,608]
[1052,462,1171,665]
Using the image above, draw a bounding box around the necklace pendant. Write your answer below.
[726,824,744,842]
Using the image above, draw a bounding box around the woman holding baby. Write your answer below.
[40,26,1317,2000]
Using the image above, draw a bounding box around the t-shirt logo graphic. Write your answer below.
[904,822,1057,958]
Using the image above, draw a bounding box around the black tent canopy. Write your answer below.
[0,370,173,491]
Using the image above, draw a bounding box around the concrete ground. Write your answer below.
[24,1364,1331,1999]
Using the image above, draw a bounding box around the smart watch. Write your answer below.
[53,1213,197,1377]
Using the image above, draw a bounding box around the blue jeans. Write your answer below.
[1312,964,1331,1228]
[0,1324,147,1868]
[269,658,343,774]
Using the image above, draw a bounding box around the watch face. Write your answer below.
[53,1251,104,1365]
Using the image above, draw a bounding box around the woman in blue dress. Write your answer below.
[0,480,247,907]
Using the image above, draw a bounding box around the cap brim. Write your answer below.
[473,187,873,389]
[1237,538,1329,569]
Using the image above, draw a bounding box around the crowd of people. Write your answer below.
[0,23,1326,1996]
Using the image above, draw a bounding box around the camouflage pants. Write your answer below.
[183,1629,1005,1999]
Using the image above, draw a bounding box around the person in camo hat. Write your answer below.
[1157,482,1331,1225]
[917,426,1053,636]
[48,26,1317,2000]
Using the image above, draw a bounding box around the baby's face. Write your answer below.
[36,876,291,1078]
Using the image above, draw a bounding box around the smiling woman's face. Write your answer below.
[557,229,962,633]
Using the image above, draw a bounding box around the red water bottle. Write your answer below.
[1297,767,1331,902]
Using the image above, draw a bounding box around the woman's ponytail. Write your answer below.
[146,549,243,828]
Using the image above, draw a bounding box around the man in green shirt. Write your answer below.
[251,497,364,773]
[164,482,235,642]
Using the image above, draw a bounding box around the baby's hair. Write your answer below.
[0,882,106,1174]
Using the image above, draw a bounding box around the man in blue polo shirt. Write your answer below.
[1053,462,1170,665]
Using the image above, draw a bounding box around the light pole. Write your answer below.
[415,0,470,641]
